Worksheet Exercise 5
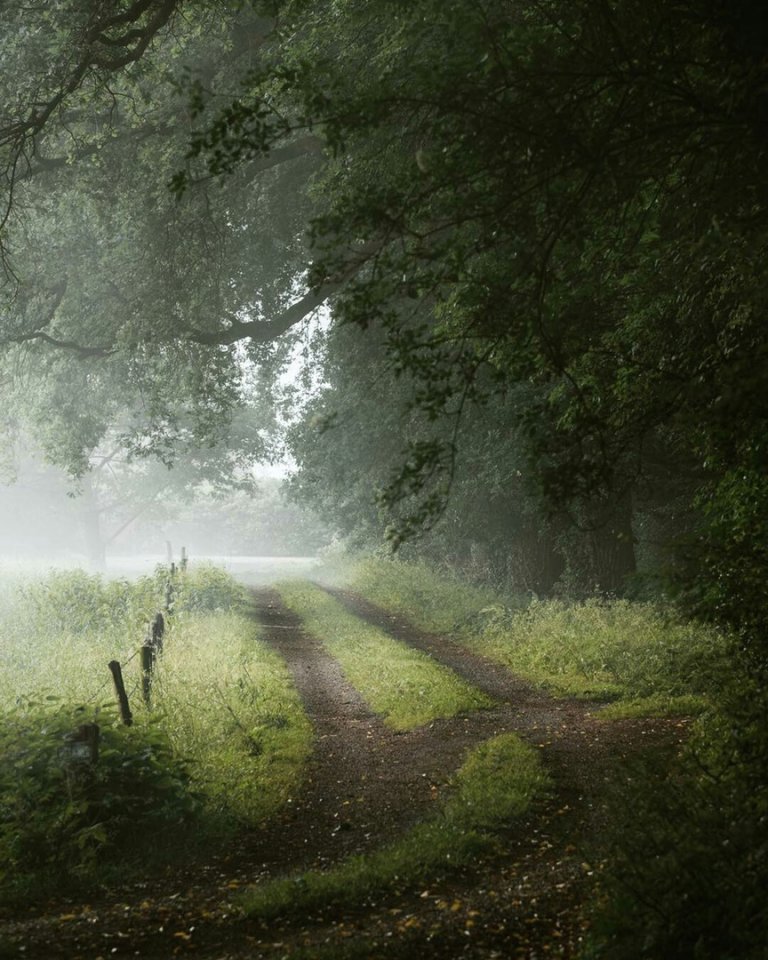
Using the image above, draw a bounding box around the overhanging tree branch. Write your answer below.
[0,1,182,269]
[185,239,386,346]
[7,330,114,359]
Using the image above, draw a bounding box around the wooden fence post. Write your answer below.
[108,660,133,725]
[151,611,165,653]
[180,546,188,572]
[64,722,100,766]
[141,643,155,707]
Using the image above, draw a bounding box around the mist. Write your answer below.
[0,442,330,582]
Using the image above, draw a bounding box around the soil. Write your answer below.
[0,586,691,959]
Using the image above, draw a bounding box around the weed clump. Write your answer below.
[0,701,199,904]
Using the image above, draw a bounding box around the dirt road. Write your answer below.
[0,587,686,959]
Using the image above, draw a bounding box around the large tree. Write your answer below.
[0,1,318,470]
[3,0,766,607]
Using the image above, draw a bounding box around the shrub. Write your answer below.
[172,563,250,615]
[586,672,768,960]
[15,570,159,639]
[0,700,200,904]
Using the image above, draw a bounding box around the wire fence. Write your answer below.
[72,555,186,725]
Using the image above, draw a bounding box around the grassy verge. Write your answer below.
[241,733,549,920]
[336,556,505,636]
[277,581,492,729]
[154,612,312,822]
[0,566,311,903]
[347,558,727,705]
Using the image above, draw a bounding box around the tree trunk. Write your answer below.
[507,519,565,596]
[79,473,106,572]
[588,492,637,595]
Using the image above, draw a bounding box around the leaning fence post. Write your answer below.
[141,643,155,707]
[108,660,133,726]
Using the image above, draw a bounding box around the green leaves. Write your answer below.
[0,701,198,903]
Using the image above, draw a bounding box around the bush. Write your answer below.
[172,563,250,615]
[0,700,200,903]
[16,569,160,639]
[586,672,768,960]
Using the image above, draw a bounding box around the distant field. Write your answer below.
[0,554,321,584]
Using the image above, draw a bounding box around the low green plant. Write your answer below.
[172,563,250,615]
[346,558,727,704]
[241,733,549,920]
[278,581,492,729]
[458,599,727,701]
[153,613,312,822]
[346,556,505,635]
[585,675,768,960]
[597,694,708,720]
[0,700,200,904]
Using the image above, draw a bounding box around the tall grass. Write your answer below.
[0,569,161,703]
[0,565,312,902]
[347,558,727,704]
[346,556,504,635]
[278,581,492,729]
[154,613,311,822]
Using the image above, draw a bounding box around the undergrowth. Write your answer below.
[0,700,199,904]
[584,675,768,960]
[278,580,492,729]
[348,558,726,704]
[0,565,310,903]
[241,733,549,920]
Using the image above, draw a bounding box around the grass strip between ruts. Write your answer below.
[277,581,492,730]
[240,733,549,920]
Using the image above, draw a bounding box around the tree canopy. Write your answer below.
[2,0,766,611]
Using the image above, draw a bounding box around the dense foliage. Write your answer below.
[0,701,198,903]
[2,0,768,954]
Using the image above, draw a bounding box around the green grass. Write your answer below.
[153,612,312,822]
[346,558,727,705]
[0,569,311,826]
[344,556,505,635]
[240,733,549,920]
[597,694,708,720]
[277,581,492,730]
[454,599,726,702]
[0,566,312,902]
